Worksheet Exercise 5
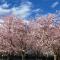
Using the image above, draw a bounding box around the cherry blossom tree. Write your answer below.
[27,14,60,60]
[0,14,60,60]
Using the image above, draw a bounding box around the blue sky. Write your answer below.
[0,0,60,19]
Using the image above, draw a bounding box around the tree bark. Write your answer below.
[54,55,56,60]
[57,55,60,60]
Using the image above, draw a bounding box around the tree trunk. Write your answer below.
[57,55,60,60]
[2,55,3,60]
[22,54,24,60]
[7,56,9,60]
[54,55,56,60]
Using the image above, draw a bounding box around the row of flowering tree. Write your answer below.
[0,14,60,60]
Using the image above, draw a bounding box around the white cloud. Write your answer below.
[0,1,44,20]
[32,9,43,13]
[51,1,59,8]
[0,7,10,15]
[30,8,44,18]
[0,1,32,19]
[1,3,9,8]
[33,9,40,12]
[11,1,32,18]
[0,3,10,15]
